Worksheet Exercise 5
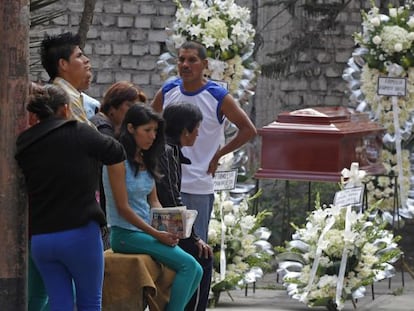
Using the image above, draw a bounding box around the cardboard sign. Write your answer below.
[333,187,363,207]
[377,77,407,96]
[213,170,237,191]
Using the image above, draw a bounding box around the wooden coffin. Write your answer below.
[255,106,385,182]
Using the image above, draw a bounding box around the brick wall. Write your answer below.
[30,0,180,101]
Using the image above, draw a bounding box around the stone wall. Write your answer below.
[30,0,367,128]
[30,0,179,101]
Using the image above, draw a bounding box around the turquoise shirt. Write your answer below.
[103,160,154,231]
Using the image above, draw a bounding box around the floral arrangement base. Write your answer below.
[277,185,402,311]
[208,190,273,307]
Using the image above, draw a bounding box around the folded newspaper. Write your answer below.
[150,206,198,239]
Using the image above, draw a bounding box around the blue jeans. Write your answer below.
[31,221,103,311]
[181,193,214,242]
[111,226,203,311]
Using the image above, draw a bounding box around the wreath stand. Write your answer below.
[362,175,408,301]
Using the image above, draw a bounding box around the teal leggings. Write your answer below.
[28,247,49,311]
[110,226,203,311]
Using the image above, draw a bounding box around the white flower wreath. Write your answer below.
[343,0,414,219]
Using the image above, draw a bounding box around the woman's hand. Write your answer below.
[155,230,180,247]
[195,239,213,259]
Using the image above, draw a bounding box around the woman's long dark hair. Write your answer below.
[119,105,165,179]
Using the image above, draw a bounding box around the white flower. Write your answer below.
[407,16,414,28]
[188,24,203,38]
[219,38,233,51]
[381,25,410,54]
[370,16,381,27]
[389,8,397,18]
[240,215,256,232]
[372,35,382,45]
[171,34,186,49]
[222,200,234,213]
[158,0,260,110]
[223,214,236,226]
[394,42,403,52]
[171,0,255,61]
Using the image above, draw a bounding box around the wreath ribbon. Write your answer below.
[219,192,227,280]
[300,215,336,303]
[335,205,353,310]
[385,62,406,212]
[391,97,406,212]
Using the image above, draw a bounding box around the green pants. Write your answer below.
[28,245,49,311]
[111,226,203,311]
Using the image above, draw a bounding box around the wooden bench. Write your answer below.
[102,249,175,311]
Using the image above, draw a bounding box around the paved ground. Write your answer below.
[207,270,414,310]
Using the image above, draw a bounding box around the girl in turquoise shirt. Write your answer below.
[103,105,202,311]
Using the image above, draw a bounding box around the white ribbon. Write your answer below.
[341,162,366,189]
[335,205,353,310]
[392,97,406,210]
[207,58,227,81]
[300,215,336,303]
[374,94,383,122]
[219,191,227,281]
[385,62,405,77]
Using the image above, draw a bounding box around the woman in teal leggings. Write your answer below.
[103,105,202,311]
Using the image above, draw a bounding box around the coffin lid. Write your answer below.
[276,106,356,124]
[259,106,383,134]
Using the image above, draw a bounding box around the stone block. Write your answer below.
[122,3,139,15]
[310,77,327,91]
[280,79,308,91]
[335,50,352,63]
[101,30,127,42]
[118,16,134,28]
[130,30,147,41]
[132,44,149,56]
[96,71,113,84]
[149,43,161,55]
[148,30,167,42]
[94,43,112,55]
[159,5,176,16]
[140,3,157,15]
[113,43,131,55]
[138,56,157,70]
[104,3,121,14]
[135,16,152,29]
[152,16,171,29]
[115,72,132,82]
[99,15,116,27]
[325,66,342,78]
[86,28,99,39]
[102,56,121,69]
[121,57,138,69]
[132,73,151,85]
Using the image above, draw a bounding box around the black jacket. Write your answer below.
[156,138,200,241]
[15,117,125,235]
